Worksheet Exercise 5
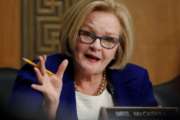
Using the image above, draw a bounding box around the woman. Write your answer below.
[9,0,158,120]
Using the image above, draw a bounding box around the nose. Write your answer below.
[90,38,102,50]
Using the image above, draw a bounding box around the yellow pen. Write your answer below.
[22,57,54,76]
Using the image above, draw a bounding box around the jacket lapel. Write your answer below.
[56,61,78,120]
[107,69,133,106]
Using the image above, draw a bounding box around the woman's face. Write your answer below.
[74,11,121,75]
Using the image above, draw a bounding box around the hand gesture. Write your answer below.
[31,55,68,120]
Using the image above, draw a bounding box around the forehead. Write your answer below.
[82,11,121,36]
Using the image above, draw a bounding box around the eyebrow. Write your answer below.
[81,25,120,38]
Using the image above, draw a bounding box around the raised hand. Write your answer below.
[31,55,68,120]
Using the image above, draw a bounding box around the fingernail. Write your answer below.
[64,59,68,64]
[34,67,38,71]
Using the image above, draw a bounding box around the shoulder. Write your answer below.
[108,63,148,81]
[122,63,149,79]
[108,63,152,89]
[124,63,147,72]
[109,64,158,106]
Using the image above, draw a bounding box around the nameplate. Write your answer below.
[98,107,179,120]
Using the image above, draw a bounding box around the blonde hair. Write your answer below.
[59,0,134,69]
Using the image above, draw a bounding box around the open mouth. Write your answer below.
[85,54,101,62]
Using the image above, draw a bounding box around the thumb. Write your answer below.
[56,59,69,80]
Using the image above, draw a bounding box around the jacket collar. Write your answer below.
[57,64,128,120]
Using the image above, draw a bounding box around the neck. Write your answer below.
[75,72,102,84]
[74,71,107,96]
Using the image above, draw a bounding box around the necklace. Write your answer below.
[74,72,107,96]
[95,72,107,95]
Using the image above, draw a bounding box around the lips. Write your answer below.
[85,54,101,62]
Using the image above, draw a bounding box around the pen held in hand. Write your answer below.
[22,57,54,76]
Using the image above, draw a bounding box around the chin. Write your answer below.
[77,61,106,74]
[83,66,104,75]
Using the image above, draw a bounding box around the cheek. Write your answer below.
[104,48,118,61]
[74,41,88,58]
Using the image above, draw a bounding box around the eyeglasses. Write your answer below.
[78,29,120,49]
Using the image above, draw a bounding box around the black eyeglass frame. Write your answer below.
[78,29,120,49]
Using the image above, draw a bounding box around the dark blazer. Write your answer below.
[8,53,157,120]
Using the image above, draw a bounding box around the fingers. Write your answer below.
[33,55,47,84]
[31,84,43,92]
[56,59,69,80]
[39,55,46,75]
[34,67,43,84]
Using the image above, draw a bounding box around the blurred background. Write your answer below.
[0,0,180,112]
[0,0,179,85]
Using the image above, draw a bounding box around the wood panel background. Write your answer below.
[0,0,21,68]
[21,0,79,60]
[122,0,180,85]
[0,0,179,85]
